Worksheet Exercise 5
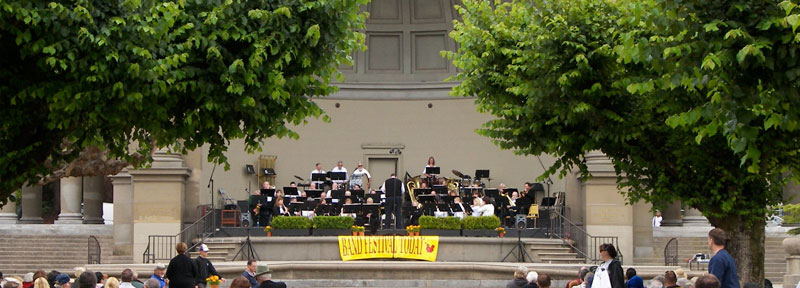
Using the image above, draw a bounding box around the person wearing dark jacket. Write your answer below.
[507,266,529,288]
[254,265,285,288]
[165,242,197,288]
[625,268,644,288]
[595,243,625,288]
[194,244,224,288]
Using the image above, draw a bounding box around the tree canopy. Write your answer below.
[0,0,368,203]
[448,0,800,283]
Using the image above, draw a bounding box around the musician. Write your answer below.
[261,181,275,190]
[422,156,438,187]
[452,196,467,219]
[350,163,371,190]
[310,163,325,189]
[289,182,297,187]
[272,198,290,217]
[382,173,404,229]
[340,198,356,218]
[331,161,348,186]
[325,182,342,199]
[471,197,495,217]
[363,197,381,232]
[249,191,269,227]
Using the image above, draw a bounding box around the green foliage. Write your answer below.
[271,216,312,229]
[312,216,355,229]
[784,204,800,224]
[0,0,368,205]
[448,0,800,282]
[461,216,501,230]
[419,216,462,230]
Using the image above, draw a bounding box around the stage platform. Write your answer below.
[213,227,547,238]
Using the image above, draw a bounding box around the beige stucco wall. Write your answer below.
[191,97,568,211]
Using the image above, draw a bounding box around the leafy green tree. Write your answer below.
[448,0,800,283]
[0,0,367,203]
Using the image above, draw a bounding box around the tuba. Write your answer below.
[406,175,461,208]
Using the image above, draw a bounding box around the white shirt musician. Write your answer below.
[422,156,437,175]
[350,162,371,189]
[331,161,348,185]
[472,197,495,217]
[310,163,325,189]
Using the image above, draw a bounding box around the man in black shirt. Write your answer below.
[255,265,286,288]
[194,244,224,288]
[382,173,404,229]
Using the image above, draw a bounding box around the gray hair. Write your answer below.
[143,279,160,288]
[514,266,528,279]
[257,274,271,281]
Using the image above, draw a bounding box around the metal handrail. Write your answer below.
[664,237,679,266]
[142,209,214,263]
[549,211,624,264]
[88,236,101,264]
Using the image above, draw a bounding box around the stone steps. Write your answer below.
[0,233,114,275]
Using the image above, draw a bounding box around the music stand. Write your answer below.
[414,188,432,196]
[541,197,556,207]
[329,172,347,182]
[432,185,448,196]
[417,195,437,216]
[260,188,276,197]
[311,173,327,189]
[351,189,366,201]
[262,168,276,176]
[441,196,456,205]
[425,167,440,175]
[331,189,346,202]
[305,189,323,198]
[367,194,382,203]
[288,202,303,216]
[484,188,500,199]
[283,187,299,196]
[475,169,490,180]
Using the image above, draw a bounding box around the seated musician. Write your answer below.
[340,198,356,218]
[481,197,495,217]
[471,198,484,216]
[273,198,290,217]
[325,182,342,198]
[451,197,467,219]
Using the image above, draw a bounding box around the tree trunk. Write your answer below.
[711,216,765,287]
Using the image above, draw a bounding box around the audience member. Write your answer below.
[707,228,739,288]
[664,271,679,288]
[241,260,258,288]
[523,271,539,288]
[103,278,118,288]
[677,278,693,288]
[142,280,159,288]
[94,272,104,288]
[46,271,60,288]
[77,272,96,288]
[538,274,551,288]
[33,278,48,288]
[584,272,594,288]
[567,268,588,288]
[228,277,251,288]
[507,266,529,288]
[53,274,70,288]
[22,273,34,288]
[626,268,643,288]
[149,264,166,288]
[165,242,198,288]
[195,244,224,288]
[5,280,21,288]
[254,265,285,288]
[695,275,721,288]
[119,270,134,288]
[32,272,46,283]
[648,276,664,288]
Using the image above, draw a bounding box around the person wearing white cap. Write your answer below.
[194,244,224,288]
[149,264,167,288]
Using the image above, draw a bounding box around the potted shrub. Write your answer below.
[312,216,355,236]
[462,216,501,237]
[264,226,272,237]
[419,216,462,236]
[206,275,221,288]
[351,225,365,236]
[496,227,506,238]
[271,216,312,236]
[406,225,421,236]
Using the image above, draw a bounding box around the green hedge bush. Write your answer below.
[419,216,462,230]
[312,216,355,229]
[271,216,312,229]
[784,204,800,224]
[461,216,501,230]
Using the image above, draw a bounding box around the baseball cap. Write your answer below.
[199,244,209,252]
[55,274,70,285]
[155,263,166,270]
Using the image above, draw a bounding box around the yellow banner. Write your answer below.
[337,236,439,261]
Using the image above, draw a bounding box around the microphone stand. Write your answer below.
[535,155,554,198]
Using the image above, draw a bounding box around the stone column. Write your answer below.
[783,238,800,286]
[18,185,43,224]
[111,170,133,256]
[56,176,84,224]
[581,151,634,260]
[0,192,18,223]
[661,201,683,226]
[683,206,711,226]
[128,150,190,263]
[83,176,105,224]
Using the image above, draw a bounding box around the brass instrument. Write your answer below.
[254,202,262,214]
[406,175,460,209]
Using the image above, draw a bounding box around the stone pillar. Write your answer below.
[661,201,683,226]
[111,170,133,256]
[632,201,655,258]
[0,192,18,223]
[683,206,711,226]
[56,176,84,224]
[128,150,190,263]
[83,176,105,224]
[19,185,43,224]
[581,151,634,260]
[783,237,800,286]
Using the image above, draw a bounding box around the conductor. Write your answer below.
[382,173,404,229]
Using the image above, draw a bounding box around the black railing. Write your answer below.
[88,236,101,264]
[142,210,214,263]
[549,211,623,264]
[664,237,679,266]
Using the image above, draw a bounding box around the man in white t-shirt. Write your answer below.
[350,162,371,190]
[310,163,325,189]
[331,161,348,186]
[652,210,662,227]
